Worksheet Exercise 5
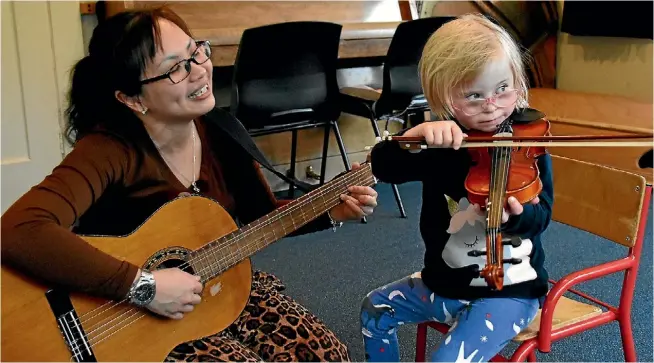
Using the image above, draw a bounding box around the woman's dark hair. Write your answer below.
[64,7,192,145]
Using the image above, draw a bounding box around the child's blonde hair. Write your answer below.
[419,13,529,120]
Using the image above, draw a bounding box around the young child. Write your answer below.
[361,13,554,362]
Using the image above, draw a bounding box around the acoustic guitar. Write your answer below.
[1,162,375,362]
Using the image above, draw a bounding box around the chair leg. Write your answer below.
[618,186,650,362]
[527,351,537,362]
[510,341,539,362]
[331,120,369,223]
[392,184,407,218]
[369,116,407,218]
[287,129,298,198]
[320,123,330,186]
[331,120,350,171]
[415,323,428,362]
[619,310,637,362]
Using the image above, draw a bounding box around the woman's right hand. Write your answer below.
[402,121,468,150]
[145,268,203,319]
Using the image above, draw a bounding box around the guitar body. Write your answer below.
[1,195,253,362]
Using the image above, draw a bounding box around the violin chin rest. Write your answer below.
[512,108,545,123]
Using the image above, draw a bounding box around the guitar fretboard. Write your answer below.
[187,163,375,282]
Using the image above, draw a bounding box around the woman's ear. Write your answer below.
[115,91,147,115]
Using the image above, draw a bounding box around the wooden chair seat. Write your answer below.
[513,295,603,342]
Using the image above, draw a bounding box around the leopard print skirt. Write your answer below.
[164,270,350,362]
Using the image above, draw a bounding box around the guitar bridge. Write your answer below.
[45,289,97,362]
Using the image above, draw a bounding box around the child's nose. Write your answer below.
[482,101,498,112]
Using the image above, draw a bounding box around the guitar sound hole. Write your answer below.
[157,258,194,274]
[144,247,195,275]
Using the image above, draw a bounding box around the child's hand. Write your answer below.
[473,196,541,223]
[403,121,468,150]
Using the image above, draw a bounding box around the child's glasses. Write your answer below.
[453,88,520,116]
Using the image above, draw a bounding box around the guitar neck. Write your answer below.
[190,163,375,282]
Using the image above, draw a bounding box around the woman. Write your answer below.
[0,7,377,362]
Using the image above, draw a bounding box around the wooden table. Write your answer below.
[530,88,653,183]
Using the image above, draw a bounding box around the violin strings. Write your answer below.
[492,143,499,266]
[493,122,512,274]
[489,133,500,266]
[497,138,510,266]
[488,122,512,271]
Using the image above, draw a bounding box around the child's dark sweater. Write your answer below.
[370,124,554,302]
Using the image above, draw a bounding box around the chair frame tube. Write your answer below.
[415,185,651,362]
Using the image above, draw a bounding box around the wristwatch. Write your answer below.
[127,270,156,306]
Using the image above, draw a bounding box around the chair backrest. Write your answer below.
[550,154,649,247]
[374,16,455,116]
[230,21,342,130]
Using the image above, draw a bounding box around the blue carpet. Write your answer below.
[254,182,653,362]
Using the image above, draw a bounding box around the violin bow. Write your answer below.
[371,132,653,150]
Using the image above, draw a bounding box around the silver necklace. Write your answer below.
[153,123,200,194]
[189,125,200,193]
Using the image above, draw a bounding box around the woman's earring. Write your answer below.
[141,108,148,115]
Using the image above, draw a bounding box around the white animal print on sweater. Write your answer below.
[441,195,537,287]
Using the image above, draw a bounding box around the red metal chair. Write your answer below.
[415,155,652,362]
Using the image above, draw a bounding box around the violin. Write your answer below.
[377,115,653,291]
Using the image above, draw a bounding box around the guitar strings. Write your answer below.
[77,166,370,331]
[187,165,374,280]
[64,168,374,362]
[66,167,374,351]
[81,172,376,351]
[76,163,371,324]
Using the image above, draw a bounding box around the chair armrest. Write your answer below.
[537,256,635,351]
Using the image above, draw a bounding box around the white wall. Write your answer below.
[1,1,85,212]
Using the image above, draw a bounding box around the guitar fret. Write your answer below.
[194,249,205,279]
[195,251,208,279]
[196,248,209,279]
[210,244,222,275]
[202,248,212,279]
[198,164,373,281]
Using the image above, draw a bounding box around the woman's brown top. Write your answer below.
[1,115,331,301]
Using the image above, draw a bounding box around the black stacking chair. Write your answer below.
[231,21,351,198]
[340,16,456,218]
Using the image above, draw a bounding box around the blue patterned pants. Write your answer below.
[361,273,539,362]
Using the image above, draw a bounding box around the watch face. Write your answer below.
[135,284,155,303]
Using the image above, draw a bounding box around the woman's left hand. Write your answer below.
[328,163,378,222]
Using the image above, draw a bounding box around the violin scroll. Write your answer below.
[479,264,504,290]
